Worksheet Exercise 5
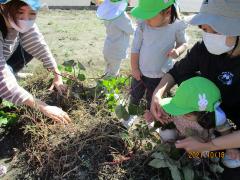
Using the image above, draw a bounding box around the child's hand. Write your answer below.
[144,110,154,123]
[226,149,240,160]
[132,68,142,81]
[167,49,180,59]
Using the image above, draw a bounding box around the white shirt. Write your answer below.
[103,12,135,60]
[132,20,188,78]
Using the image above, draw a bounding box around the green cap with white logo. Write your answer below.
[161,77,221,116]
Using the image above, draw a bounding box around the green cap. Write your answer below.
[161,77,221,116]
[131,0,175,20]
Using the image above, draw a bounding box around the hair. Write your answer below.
[162,4,180,24]
[189,111,216,129]
[231,36,240,57]
[0,0,28,38]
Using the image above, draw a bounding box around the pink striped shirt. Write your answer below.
[0,24,57,104]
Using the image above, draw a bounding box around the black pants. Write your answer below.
[6,45,33,73]
[130,76,161,110]
[221,165,240,180]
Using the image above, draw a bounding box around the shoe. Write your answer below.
[0,165,7,177]
[15,72,33,79]
[222,155,240,168]
[159,128,178,142]
[121,115,138,129]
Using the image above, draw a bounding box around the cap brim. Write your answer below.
[131,6,160,20]
[22,0,41,11]
[0,0,41,11]
[96,0,128,20]
[161,98,194,116]
[184,13,240,36]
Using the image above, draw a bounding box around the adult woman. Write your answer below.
[0,0,71,123]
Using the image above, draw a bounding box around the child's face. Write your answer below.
[145,7,171,27]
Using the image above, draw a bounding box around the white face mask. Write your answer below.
[202,31,235,55]
[9,19,35,33]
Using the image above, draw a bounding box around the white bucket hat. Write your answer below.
[96,0,128,21]
[186,0,240,36]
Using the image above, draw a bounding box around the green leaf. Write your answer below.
[2,100,15,108]
[78,62,86,70]
[63,60,76,67]
[209,164,224,173]
[102,80,111,90]
[151,152,165,159]
[66,79,73,85]
[145,142,153,150]
[115,104,130,120]
[58,65,63,71]
[170,147,182,160]
[182,166,194,180]
[0,117,9,126]
[148,159,168,168]
[78,74,86,81]
[0,110,18,127]
[169,165,181,180]
[156,144,171,153]
[64,66,73,73]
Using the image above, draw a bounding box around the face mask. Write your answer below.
[9,19,35,33]
[202,31,235,55]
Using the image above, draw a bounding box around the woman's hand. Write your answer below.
[150,94,171,124]
[175,137,212,152]
[37,100,71,124]
[49,70,67,95]
[132,68,142,81]
[25,97,71,124]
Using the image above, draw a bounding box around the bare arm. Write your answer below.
[131,53,142,81]
[24,97,71,124]
[210,131,240,151]
[131,53,139,70]
[151,73,176,123]
[176,43,188,56]
[175,131,240,152]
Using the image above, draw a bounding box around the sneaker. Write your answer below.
[121,115,138,129]
[222,155,240,168]
[0,165,7,177]
[159,128,178,142]
[15,72,33,79]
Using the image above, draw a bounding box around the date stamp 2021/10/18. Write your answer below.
[188,151,225,159]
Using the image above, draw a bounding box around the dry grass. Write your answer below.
[0,10,204,180]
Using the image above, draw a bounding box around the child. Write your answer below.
[123,0,188,128]
[96,0,135,76]
[159,77,240,168]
